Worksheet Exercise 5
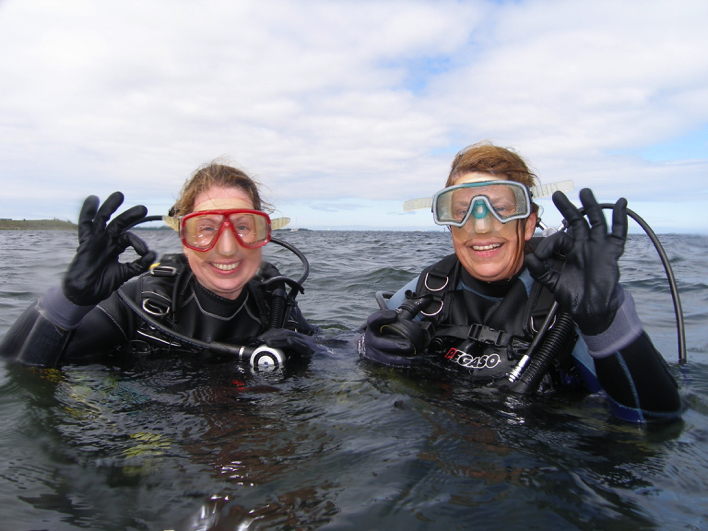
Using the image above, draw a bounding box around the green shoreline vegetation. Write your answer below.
[0,219,176,231]
[0,218,78,230]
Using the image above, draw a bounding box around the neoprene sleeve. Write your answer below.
[595,332,682,422]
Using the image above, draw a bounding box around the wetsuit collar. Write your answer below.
[194,280,249,319]
[459,266,527,299]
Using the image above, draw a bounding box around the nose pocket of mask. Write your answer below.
[472,199,490,220]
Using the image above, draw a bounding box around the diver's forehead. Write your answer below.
[453,172,509,186]
[192,186,254,213]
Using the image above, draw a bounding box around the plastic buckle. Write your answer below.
[150,265,178,277]
[468,324,504,346]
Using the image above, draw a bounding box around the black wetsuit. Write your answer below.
[0,254,315,367]
[373,254,682,423]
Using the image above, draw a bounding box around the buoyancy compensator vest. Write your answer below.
[121,254,304,356]
[410,239,578,389]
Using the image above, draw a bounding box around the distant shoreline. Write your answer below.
[0,219,77,230]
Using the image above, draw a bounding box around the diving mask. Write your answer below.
[432,180,532,227]
[180,209,271,252]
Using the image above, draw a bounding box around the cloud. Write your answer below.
[0,0,706,231]
[306,201,365,213]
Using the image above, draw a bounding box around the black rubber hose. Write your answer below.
[267,287,287,330]
[594,205,686,365]
[117,287,254,357]
[127,214,164,228]
[270,237,309,294]
[510,311,576,395]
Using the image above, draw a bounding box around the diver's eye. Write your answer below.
[230,216,256,235]
[196,224,218,233]
[193,224,219,239]
[452,203,471,221]
[492,201,516,216]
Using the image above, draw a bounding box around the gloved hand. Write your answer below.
[257,328,318,358]
[525,188,628,336]
[62,192,156,306]
[358,297,432,367]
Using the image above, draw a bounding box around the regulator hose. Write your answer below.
[267,286,287,330]
[260,237,309,330]
[595,205,686,365]
[116,288,286,370]
[504,201,686,393]
[117,217,311,368]
[508,311,576,395]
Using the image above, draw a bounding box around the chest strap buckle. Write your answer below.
[467,324,509,347]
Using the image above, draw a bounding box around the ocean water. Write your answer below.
[0,228,706,531]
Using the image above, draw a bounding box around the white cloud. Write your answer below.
[0,0,706,232]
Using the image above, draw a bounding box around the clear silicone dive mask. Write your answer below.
[180,209,271,251]
[431,180,532,228]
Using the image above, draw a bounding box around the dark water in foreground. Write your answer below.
[0,229,707,531]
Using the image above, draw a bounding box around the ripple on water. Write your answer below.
[0,230,707,530]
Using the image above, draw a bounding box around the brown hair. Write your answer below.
[171,161,271,217]
[446,141,537,188]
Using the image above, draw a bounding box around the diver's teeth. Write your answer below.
[472,243,501,251]
[212,262,239,271]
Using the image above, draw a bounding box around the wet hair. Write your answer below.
[171,161,271,218]
[446,141,537,188]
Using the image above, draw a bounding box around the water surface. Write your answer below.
[0,229,706,530]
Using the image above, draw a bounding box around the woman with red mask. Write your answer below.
[1,162,317,368]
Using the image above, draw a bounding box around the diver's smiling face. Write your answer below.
[450,172,536,282]
[183,185,263,300]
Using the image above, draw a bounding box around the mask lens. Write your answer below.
[181,210,271,251]
[433,181,530,226]
[228,212,270,248]
[182,213,225,250]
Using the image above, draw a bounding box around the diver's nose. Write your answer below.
[215,223,240,255]
[473,216,491,233]
[471,199,491,234]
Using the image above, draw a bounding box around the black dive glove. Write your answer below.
[358,295,432,367]
[62,192,156,306]
[257,328,318,358]
[525,188,628,336]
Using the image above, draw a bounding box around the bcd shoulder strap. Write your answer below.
[414,253,460,322]
[411,242,565,354]
[139,255,282,323]
[140,254,189,320]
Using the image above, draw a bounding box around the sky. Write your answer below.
[1,0,707,233]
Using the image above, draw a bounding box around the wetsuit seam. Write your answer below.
[95,304,130,343]
[458,280,504,302]
[192,287,248,321]
[614,352,645,423]
[244,298,264,326]
[609,401,680,421]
